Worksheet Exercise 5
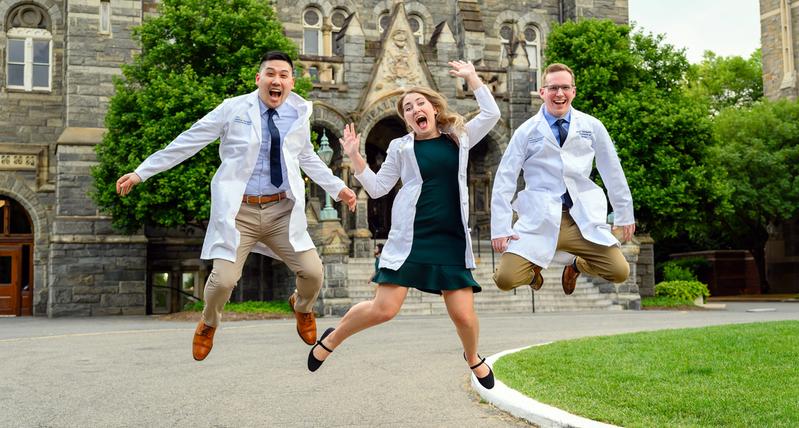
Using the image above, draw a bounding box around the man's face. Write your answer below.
[539,70,575,118]
[256,60,295,109]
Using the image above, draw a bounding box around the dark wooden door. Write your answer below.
[0,246,21,316]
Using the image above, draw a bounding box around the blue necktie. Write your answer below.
[267,109,282,188]
[555,119,573,209]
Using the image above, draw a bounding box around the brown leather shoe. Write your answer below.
[192,321,216,361]
[289,294,317,345]
[561,261,580,295]
[530,266,544,291]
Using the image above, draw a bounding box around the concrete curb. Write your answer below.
[471,344,621,428]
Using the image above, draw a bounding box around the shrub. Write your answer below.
[654,280,710,302]
[657,257,710,282]
[662,264,697,281]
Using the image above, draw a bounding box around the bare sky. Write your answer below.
[628,0,761,63]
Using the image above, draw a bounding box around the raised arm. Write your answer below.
[448,60,500,148]
[117,100,229,196]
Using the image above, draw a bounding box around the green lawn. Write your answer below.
[494,321,799,427]
[183,300,292,314]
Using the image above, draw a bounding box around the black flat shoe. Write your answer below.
[308,327,335,372]
[465,352,495,389]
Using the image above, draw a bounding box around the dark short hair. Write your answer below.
[259,51,293,71]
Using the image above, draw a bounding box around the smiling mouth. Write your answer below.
[268,88,282,100]
[415,115,429,129]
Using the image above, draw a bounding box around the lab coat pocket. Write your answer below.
[579,187,608,225]
[512,190,546,233]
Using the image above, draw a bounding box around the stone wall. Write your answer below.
[49,138,147,316]
[64,0,141,128]
[761,0,799,100]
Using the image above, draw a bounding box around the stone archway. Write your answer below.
[0,175,50,316]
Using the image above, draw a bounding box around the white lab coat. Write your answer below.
[135,90,346,262]
[491,106,634,268]
[355,85,501,270]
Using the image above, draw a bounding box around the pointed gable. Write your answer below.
[358,3,435,112]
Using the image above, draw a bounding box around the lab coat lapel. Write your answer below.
[246,91,262,144]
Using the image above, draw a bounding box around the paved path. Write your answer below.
[1,302,797,427]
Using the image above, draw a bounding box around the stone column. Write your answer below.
[350,189,373,258]
[317,217,351,316]
[636,234,656,297]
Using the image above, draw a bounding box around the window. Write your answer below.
[180,272,199,309]
[378,12,391,34]
[0,198,32,236]
[498,22,516,67]
[303,8,323,55]
[331,9,348,55]
[6,28,52,91]
[151,272,170,314]
[99,0,112,35]
[523,25,541,90]
[408,14,424,44]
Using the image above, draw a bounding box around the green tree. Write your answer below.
[711,100,799,292]
[544,20,731,243]
[92,0,311,232]
[686,50,763,113]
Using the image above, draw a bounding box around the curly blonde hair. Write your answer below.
[394,86,465,137]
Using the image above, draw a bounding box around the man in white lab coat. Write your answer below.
[116,51,357,360]
[490,63,635,295]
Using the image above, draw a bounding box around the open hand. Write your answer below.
[613,224,636,243]
[447,60,476,79]
[338,187,357,212]
[339,123,361,158]
[492,235,519,253]
[116,172,142,196]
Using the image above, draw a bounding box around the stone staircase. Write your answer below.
[345,244,622,315]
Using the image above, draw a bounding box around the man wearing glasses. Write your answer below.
[490,63,635,296]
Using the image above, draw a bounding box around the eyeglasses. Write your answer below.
[543,85,574,94]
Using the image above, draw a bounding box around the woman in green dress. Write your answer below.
[307,60,500,389]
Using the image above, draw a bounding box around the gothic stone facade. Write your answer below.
[760,0,799,292]
[0,0,628,317]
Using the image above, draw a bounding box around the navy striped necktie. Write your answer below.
[555,118,573,208]
[266,108,282,187]
[555,118,568,147]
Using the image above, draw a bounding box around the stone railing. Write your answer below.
[298,55,347,91]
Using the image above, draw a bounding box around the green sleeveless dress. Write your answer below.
[373,135,480,294]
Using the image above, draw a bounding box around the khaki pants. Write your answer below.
[201,199,323,327]
[494,211,629,291]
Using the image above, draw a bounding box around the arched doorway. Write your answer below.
[0,196,34,316]
[365,116,406,239]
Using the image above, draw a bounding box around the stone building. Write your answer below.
[0,0,644,317]
[760,0,799,292]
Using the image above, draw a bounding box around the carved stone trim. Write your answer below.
[0,154,36,170]
[0,144,51,191]
[358,3,434,113]
[6,27,51,39]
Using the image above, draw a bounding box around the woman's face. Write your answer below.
[401,92,439,139]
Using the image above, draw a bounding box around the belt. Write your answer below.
[242,192,287,204]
